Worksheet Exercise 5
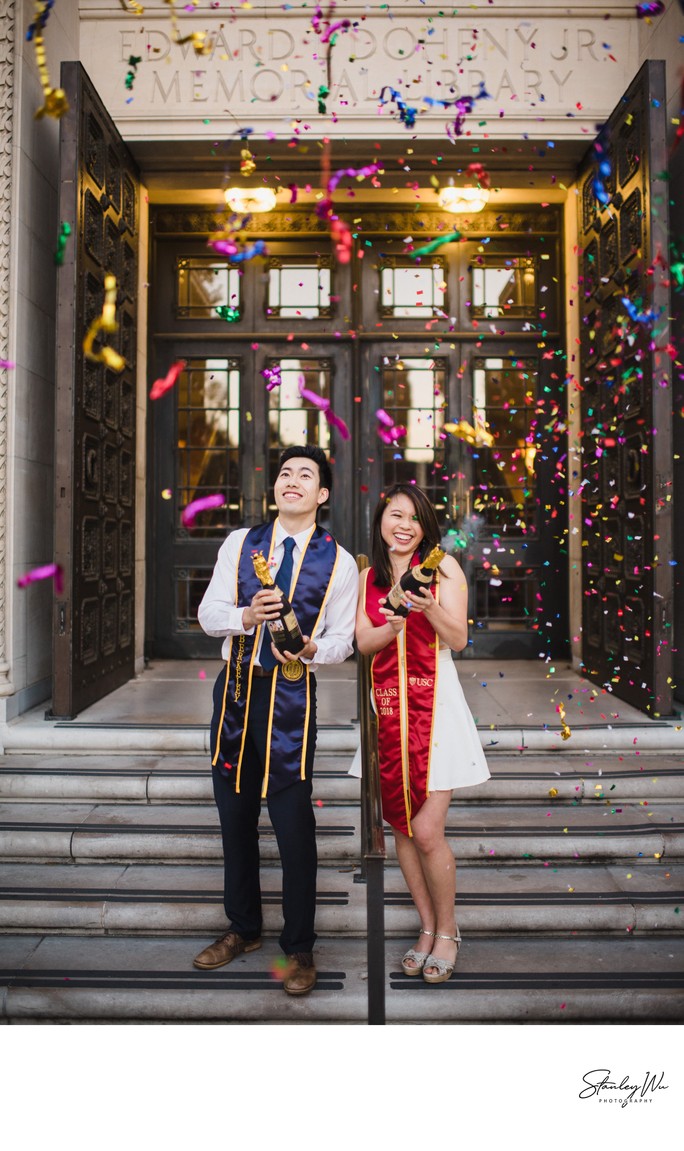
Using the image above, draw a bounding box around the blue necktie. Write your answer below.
[260,536,295,670]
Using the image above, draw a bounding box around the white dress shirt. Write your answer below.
[198,520,358,669]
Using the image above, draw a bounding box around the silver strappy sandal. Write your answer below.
[422,929,462,984]
[401,929,435,976]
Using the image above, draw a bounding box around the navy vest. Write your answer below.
[211,520,340,795]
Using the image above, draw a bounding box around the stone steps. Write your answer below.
[1,933,682,1023]
[1,752,683,804]
[1,798,683,865]
[2,737,684,1022]
[0,861,681,936]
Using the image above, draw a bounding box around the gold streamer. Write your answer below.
[32,3,69,120]
[240,148,256,177]
[119,0,144,13]
[83,275,126,373]
[443,417,495,448]
[557,702,572,741]
[164,0,214,56]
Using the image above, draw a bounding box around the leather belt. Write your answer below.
[251,665,274,678]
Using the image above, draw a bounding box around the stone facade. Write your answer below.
[0,0,682,720]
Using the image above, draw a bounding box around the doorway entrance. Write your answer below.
[147,203,568,660]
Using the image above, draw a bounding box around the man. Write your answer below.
[194,445,357,995]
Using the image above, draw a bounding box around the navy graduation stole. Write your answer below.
[211,519,339,795]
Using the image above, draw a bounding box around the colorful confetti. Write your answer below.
[315,161,382,265]
[424,82,490,139]
[124,54,142,91]
[150,360,186,401]
[379,87,418,129]
[375,409,407,446]
[261,365,282,392]
[27,1,69,120]
[83,275,126,373]
[411,231,461,260]
[181,494,226,527]
[209,237,268,263]
[557,702,572,741]
[54,222,72,266]
[17,563,64,594]
[298,379,350,440]
[443,417,494,449]
[163,0,213,55]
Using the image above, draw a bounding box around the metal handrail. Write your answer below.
[356,554,386,1025]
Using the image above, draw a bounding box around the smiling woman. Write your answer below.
[353,481,490,985]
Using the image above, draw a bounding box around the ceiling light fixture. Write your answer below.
[438,185,490,214]
[223,187,277,214]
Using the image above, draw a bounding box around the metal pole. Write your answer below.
[356,555,386,1025]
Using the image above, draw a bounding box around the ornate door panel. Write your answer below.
[53,63,139,717]
[150,343,352,658]
[578,61,673,716]
[359,341,567,659]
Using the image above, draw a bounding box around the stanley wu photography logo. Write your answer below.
[579,1069,669,1108]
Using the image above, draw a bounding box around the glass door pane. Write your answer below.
[258,345,353,550]
[471,357,539,534]
[379,355,448,528]
[176,358,242,535]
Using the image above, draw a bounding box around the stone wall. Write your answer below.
[0,0,80,721]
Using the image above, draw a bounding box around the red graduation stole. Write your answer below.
[364,557,439,836]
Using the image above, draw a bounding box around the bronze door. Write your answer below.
[578,61,673,716]
[149,342,352,658]
[52,63,139,718]
[358,341,567,658]
[149,202,565,658]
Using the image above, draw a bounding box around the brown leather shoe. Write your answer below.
[283,952,317,996]
[193,930,261,970]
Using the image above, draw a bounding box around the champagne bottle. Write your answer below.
[252,551,306,656]
[386,546,446,618]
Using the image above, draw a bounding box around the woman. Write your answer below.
[354,482,490,983]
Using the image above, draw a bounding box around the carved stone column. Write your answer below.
[0,0,15,693]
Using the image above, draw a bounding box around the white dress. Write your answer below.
[349,645,490,790]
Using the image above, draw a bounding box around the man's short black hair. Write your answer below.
[277,445,332,493]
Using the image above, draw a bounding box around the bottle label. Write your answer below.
[268,607,304,653]
[281,608,301,635]
[387,585,405,610]
[387,568,434,610]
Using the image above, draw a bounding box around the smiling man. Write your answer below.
[195,445,358,995]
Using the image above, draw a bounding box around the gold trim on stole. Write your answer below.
[236,525,277,792]
[299,541,340,779]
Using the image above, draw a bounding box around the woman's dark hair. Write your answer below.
[277,444,332,493]
[370,482,442,588]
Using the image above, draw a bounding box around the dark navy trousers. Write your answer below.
[210,669,318,955]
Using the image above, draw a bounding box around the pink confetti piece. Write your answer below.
[0,359,15,370]
[150,359,186,400]
[181,494,225,527]
[209,237,267,262]
[375,409,406,445]
[17,563,64,594]
[298,379,350,439]
[261,365,282,391]
[315,163,382,265]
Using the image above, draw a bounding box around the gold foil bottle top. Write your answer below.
[422,546,446,571]
[252,551,274,586]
